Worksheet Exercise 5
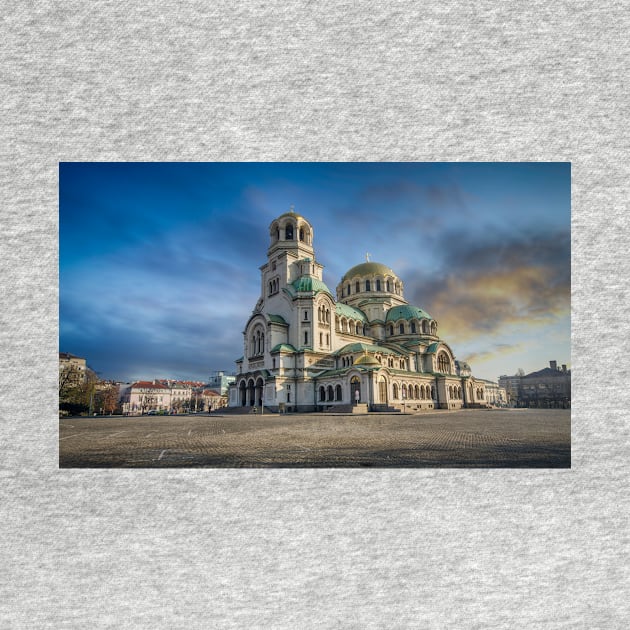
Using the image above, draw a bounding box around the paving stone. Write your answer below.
[59,409,570,468]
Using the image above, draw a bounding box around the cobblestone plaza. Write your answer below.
[59,408,570,468]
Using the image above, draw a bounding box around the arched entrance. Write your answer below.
[379,377,387,404]
[239,381,247,406]
[255,378,264,407]
[350,376,361,405]
[247,379,255,406]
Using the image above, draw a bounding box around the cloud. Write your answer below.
[359,179,470,211]
[462,343,525,365]
[407,228,570,342]
[60,296,247,381]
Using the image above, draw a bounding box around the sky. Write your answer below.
[59,162,571,383]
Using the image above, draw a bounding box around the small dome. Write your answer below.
[276,209,302,221]
[292,275,333,295]
[354,353,381,367]
[341,262,398,282]
[386,304,432,321]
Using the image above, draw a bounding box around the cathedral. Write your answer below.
[228,210,488,412]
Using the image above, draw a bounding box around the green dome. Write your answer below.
[335,302,367,322]
[292,275,333,295]
[341,262,398,282]
[386,304,432,322]
[270,343,297,353]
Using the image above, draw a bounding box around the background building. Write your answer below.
[58,352,88,388]
[519,361,571,408]
[498,373,523,407]
[201,389,228,411]
[207,371,236,396]
[120,381,193,414]
[59,352,120,415]
[499,361,570,408]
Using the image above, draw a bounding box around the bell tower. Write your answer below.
[261,209,323,292]
[267,207,314,261]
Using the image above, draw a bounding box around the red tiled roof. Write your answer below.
[130,381,169,390]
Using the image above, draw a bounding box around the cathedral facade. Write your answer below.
[228,210,488,412]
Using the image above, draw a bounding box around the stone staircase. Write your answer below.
[325,403,370,414]
[370,404,402,413]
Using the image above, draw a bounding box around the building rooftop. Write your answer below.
[386,304,432,322]
[335,302,367,322]
[341,262,397,282]
[289,275,334,296]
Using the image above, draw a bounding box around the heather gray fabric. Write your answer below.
[2,2,628,628]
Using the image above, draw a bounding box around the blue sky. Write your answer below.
[59,162,570,383]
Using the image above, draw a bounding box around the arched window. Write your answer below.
[326,309,330,323]
[285,224,293,240]
[431,386,436,399]
[393,383,399,399]
[386,280,391,291]
[355,281,360,293]
[449,385,453,398]
[376,279,381,291]
[299,227,304,241]
[327,385,334,401]
[402,384,407,399]
[319,386,325,402]
[411,322,416,333]
[399,323,405,334]
[437,352,450,373]
[349,321,355,335]
[304,310,308,321]
[335,385,342,401]
[347,284,351,295]
[422,320,428,333]
[415,385,420,399]
[365,280,371,291]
